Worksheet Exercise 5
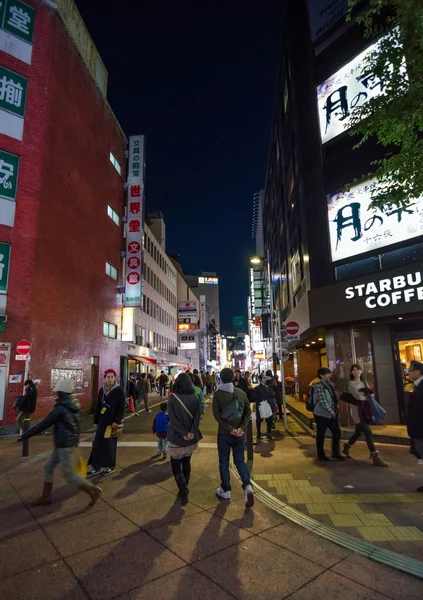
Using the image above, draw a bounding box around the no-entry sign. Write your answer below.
[16,340,31,355]
[285,322,299,335]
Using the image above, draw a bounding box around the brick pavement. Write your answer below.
[1,435,423,599]
[251,418,423,561]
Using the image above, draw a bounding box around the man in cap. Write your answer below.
[406,360,423,492]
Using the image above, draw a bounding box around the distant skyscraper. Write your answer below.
[185,272,220,332]
[252,190,265,257]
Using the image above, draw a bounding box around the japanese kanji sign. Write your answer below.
[0,0,36,64]
[317,37,390,144]
[0,241,11,293]
[307,0,348,43]
[0,149,19,226]
[0,65,27,140]
[328,179,423,262]
[125,135,145,307]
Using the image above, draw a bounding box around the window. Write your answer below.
[105,262,118,281]
[103,321,117,338]
[109,152,122,175]
[107,205,120,226]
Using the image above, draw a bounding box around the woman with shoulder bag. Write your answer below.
[167,373,202,505]
[342,365,389,466]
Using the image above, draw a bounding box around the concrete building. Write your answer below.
[0,0,126,430]
[185,272,220,332]
[171,258,200,371]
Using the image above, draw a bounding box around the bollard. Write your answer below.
[22,418,30,457]
[246,418,254,462]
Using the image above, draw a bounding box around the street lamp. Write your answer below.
[250,256,263,265]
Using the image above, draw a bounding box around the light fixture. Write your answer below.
[311,341,316,344]
[250,256,262,265]
[305,343,310,347]
[398,317,403,320]
[318,337,323,341]
[372,320,376,324]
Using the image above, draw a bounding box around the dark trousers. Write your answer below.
[160,386,166,397]
[276,404,283,418]
[348,423,376,453]
[257,416,273,437]
[217,433,251,492]
[170,456,191,486]
[314,415,341,458]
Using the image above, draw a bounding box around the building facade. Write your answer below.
[262,0,419,424]
[0,0,126,430]
[185,272,220,332]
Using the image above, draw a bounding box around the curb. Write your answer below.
[230,466,423,580]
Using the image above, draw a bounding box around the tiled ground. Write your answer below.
[252,421,423,559]
[1,439,422,599]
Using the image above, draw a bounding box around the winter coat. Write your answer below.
[312,380,338,418]
[94,384,125,427]
[136,378,149,400]
[193,374,203,389]
[159,374,168,387]
[407,380,423,440]
[20,393,80,448]
[348,379,370,424]
[168,393,202,446]
[153,411,169,438]
[18,385,37,413]
[234,376,249,396]
[213,384,251,434]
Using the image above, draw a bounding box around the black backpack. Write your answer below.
[305,386,315,412]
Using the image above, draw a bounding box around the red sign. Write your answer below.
[285,322,299,335]
[16,340,31,355]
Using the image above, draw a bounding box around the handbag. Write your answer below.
[220,390,244,428]
[73,448,88,478]
[104,424,124,438]
[259,400,273,419]
[367,394,386,425]
[358,400,373,424]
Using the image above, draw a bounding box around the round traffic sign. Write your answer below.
[286,321,299,335]
[16,340,31,355]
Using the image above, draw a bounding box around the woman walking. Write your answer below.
[167,373,202,505]
[342,365,389,466]
[87,369,125,478]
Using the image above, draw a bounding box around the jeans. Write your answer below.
[170,456,191,484]
[217,433,251,492]
[160,386,166,397]
[348,423,376,453]
[157,438,169,453]
[44,447,86,486]
[314,415,341,458]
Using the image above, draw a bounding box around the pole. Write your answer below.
[246,418,253,462]
[22,418,30,457]
[266,249,276,377]
[277,311,288,432]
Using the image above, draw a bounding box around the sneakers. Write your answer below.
[101,467,115,477]
[244,484,254,509]
[317,455,330,462]
[216,487,231,500]
[87,467,101,478]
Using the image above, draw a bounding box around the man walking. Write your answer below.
[159,371,169,397]
[311,368,345,462]
[406,360,423,492]
[213,368,254,508]
[136,373,150,414]
[234,369,249,395]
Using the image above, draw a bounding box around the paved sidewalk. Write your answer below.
[1,436,423,599]
[252,418,423,559]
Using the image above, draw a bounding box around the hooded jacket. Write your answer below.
[20,393,80,448]
[311,379,338,418]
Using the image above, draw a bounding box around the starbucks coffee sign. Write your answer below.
[309,262,423,327]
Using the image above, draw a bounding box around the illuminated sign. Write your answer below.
[178,323,198,331]
[317,37,399,144]
[328,179,423,262]
[307,0,348,42]
[198,277,218,284]
[345,272,423,309]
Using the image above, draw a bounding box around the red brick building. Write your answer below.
[0,0,126,431]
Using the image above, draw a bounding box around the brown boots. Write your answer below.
[33,481,102,508]
[342,444,389,467]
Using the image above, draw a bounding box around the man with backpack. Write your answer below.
[307,368,345,462]
[212,368,254,508]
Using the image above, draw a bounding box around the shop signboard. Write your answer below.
[0,241,11,292]
[317,35,402,144]
[0,65,28,140]
[198,276,218,284]
[0,0,36,64]
[307,0,348,43]
[328,179,423,262]
[309,261,423,326]
[291,250,301,294]
[125,135,145,307]
[0,149,19,226]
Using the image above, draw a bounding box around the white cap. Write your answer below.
[53,380,74,394]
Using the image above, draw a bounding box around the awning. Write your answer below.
[128,354,157,365]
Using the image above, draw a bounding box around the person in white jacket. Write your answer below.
[342,365,389,467]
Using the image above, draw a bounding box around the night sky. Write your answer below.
[75,1,283,330]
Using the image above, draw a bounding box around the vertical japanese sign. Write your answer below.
[0,241,11,293]
[0,0,36,64]
[0,149,19,226]
[0,65,28,140]
[125,135,145,307]
[328,179,423,262]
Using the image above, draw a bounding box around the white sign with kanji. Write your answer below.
[0,0,36,65]
[125,135,145,307]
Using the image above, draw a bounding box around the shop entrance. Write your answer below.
[395,336,423,423]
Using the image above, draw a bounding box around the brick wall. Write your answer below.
[0,1,127,426]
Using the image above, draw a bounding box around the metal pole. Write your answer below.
[266,249,276,377]
[22,418,30,457]
[246,418,253,462]
[277,311,288,432]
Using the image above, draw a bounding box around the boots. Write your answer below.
[175,474,188,506]
[371,451,390,467]
[33,482,53,506]
[80,482,103,507]
[342,443,352,459]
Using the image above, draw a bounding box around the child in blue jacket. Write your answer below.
[152,402,169,459]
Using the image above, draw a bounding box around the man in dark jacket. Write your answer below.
[233,369,249,396]
[159,371,169,397]
[136,373,150,414]
[193,369,203,390]
[16,379,37,434]
[88,369,125,478]
[253,374,274,440]
[213,368,254,508]
[406,360,423,492]
[18,380,102,507]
